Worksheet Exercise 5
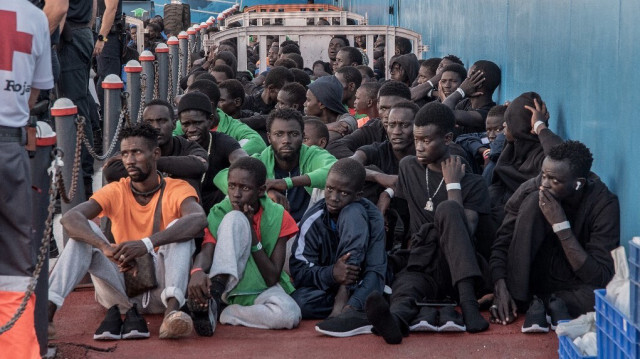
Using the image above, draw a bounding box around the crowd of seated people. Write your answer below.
[49,24,619,346]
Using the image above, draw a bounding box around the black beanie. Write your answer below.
[178,92,213,116]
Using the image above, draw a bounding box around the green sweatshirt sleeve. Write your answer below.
[218,110,266,155]
[173,121,184,136]
[301,145,337,190]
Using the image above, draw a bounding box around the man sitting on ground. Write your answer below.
[48,123,207,340]
[353,82,381,128]
[327,81,411,158]
[214,108,337,222]
[365,102,491,345]
[276,82,308,113]
[353,102,420,249]
[489,92,563,226]
[304,76,357,141]
[390,53,420,88]
[178,91,248,213]
[490,140,619,332]
[187,157,301,335]
[441,60,501,136]
[173,80,266,156]
[335,66,366,120]
[289,159,386,333]
[218,79,257,119]
[243,66,294,115]
[103,100,208,192]
[334,46,364,73]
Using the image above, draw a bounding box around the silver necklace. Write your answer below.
[200,132,213,185]
[425,167,444,211]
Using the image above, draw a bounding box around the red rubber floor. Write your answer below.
[50,288,559,358]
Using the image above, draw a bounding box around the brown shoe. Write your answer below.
[159,311,193,339]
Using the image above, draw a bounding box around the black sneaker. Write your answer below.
[188,298,217,337]
[94,305,123,340]
[315,310,372,338]
[121,303,150,339]
[409,306,438,332]
[547,296,571,330]
[437,306,466,332]
[521,296,550,333]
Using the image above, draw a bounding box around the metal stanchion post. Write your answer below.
[194,26,202,53]
[155,43,169,102]
[188,27,197,55]
[139,50,155,104]
[167,36,179,102]
[101,75,123,182]
[30,121,56,357]
[178,31,189,79]
[199,23,207,53]
[124,60,142,124]
[51,98,85,242]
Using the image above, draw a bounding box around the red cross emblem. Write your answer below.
[0,10,33,72]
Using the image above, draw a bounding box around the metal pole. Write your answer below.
[139,50,155,104]
[187,27,197,64]
[101,75,123,186]
[155,44,169,102]
[124,60,142,124]
[30,121,55,356]
[51,98,85,243]
[168,36,179,102]
[193,26,201,54]
[178,31,189,81]
[199,22,207,53]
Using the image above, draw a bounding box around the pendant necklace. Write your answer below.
[200,132,213,185]
[424,167,445,211]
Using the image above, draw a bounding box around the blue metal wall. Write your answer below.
[343,0,639,246]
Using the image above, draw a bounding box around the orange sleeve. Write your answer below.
[90,180,122,218]
[202,227,216,245]
[279,210,299,239]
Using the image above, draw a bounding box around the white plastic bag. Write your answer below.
[605,246,630,317]
[556,312,596,339]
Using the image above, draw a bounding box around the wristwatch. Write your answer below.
[97,34,108,42]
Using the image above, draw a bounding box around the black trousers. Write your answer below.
[389,200,484,328]
[508,191,598,317]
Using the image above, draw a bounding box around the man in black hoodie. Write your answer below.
[489,92,563,226]
[490,140,619,330]
[390,53,419,87]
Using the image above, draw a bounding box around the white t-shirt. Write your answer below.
[0,1,53,128]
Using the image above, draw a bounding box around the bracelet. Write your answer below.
[141,237,154,253]
[284,177,294,189]
[456,87,465,98]
[446,183,461,191]
[533,120,545,134]
[427,80,434,88]
[384,188,394,198]
[251,242,263,253]
[552,221,571,233]
[190,267,203,275]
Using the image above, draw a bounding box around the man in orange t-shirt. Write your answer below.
[48,123,207,341]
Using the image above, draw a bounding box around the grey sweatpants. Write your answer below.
[49,220,194,314]
[211,210,301,329]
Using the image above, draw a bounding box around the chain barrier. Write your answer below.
[153,60,160,100]
[187,43,192,74]
[56,120,83,204]
[168,54,174,105]
[139,73,147,123]
[177,50,183,94]
[0,150,65,334]
[81,105,128,161]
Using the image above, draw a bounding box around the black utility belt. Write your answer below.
[0,125,23,142]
